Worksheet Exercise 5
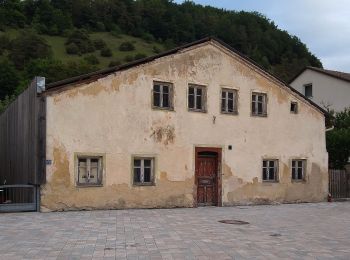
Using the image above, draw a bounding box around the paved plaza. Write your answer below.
[1,202,350,259]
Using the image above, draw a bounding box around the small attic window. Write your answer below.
[304,83,313,98]
[290,102,298,114]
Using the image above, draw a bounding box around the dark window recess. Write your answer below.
[262,160,278,181]
[291,102,298,113]
[221,89,238,114]
[188,85,206,111]
[133,158,154,185]
[153,82,173,109]
[252,93,267,116]
[304,84,313,98]
[292,160,305,181]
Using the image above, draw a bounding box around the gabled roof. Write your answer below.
[290,66,350,84]
[45,37,328,116]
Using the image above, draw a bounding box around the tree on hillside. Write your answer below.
[9,31,52,69]
[0,58,19,99]
[327,108,350,169]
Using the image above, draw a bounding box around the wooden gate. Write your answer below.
[329,169,350,199]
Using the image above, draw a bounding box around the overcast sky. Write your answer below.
[174,0,350,72]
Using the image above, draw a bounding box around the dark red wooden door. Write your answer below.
[196,153,218,206]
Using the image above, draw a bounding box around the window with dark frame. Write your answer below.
[133,158,154,185]
[262,160,278,182]
[291,102,298,113]
[153,82,173,110]
[292,159,306,181]
[221,88,238,114]
[252,92,267,116]
[77,156,102,186]
[304,84,313,98]
[188,84,206,112]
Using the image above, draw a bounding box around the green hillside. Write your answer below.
[0,0,322,113]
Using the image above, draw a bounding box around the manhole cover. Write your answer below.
[218,220,249,225]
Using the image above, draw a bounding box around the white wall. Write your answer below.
[290,69,350,112]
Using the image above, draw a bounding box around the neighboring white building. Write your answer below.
[290,66,350,112]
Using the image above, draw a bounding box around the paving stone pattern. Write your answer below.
[1,202,350,259]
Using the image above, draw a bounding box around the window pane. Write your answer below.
[197,88,202,96]
[228,92,233,100]
[154,85,160,93]
[79,158,86,166]
[163,85,169,94]
[154,92,160,107]
[144,159,151,167]
[228,99,234,112]
[188,93,194,109]
[258,95,263,102]
[252,101,256,114]
[196,94,202,109]
[189,87,194,95]
[252,94,257,101]
[134,168,141,183]
[263,161,267,167]
[292,161,296,167]
[222,91,226,98]
[144,168,151,182]
[163,93,169,107]
[298,161,303,168]
[258,102,263,113]
[134,159,141,167]
[263,168,267,180]
[221,98,226,112]
[298,168,303,179]
[269,170,275,180]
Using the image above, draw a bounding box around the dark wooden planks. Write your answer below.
[0,78,46,185]
[329,169,350,199]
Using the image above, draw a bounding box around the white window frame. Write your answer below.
[133,157,155,186]
[252,92,267,116]
[221,88,238,114]
[152,81,174,110]
[76,155,103,187]
[291,159,306,181]
[262,159,279,182]
[188,84,207,112]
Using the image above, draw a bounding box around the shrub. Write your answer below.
[100,47,112,57]
[109,60,121,67]
[66,43,80,55]
[134,53,147,60]
[84,54,100,65]
[141,33,155,43]
[65,29,95,54]
[93,39,107,50]
[119,41,135,51]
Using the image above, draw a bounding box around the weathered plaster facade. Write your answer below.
[41,41,328,211]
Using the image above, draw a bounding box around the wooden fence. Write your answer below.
[329,169,350,199]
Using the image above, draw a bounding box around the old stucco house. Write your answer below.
[0,38,329,212]
[290,66,350,112]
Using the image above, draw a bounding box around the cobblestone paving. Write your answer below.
[1,202,350,259]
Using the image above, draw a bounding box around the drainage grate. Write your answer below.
[270,233,282,237]
[218,219,249,225]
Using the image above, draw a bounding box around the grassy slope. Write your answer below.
[1,29,165,69]
[45,32,165,69]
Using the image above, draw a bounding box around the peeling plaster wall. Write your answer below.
[41,42,328,211]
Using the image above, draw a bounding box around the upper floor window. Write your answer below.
[304,83,313,98]
[262,159,278,182]
[153,82,173,110]
[77,156,103,186]
[252,92,267,116]
[133,157,155,186]
[292,159,306,181]
[221,88,238,114]
[188,84,207,112]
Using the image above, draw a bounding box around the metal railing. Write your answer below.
[0,185,38,212]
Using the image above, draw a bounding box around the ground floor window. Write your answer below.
[77,156,103,186]
[262,159,278,182]
[133,157,155,186]
[292,159,306,181]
